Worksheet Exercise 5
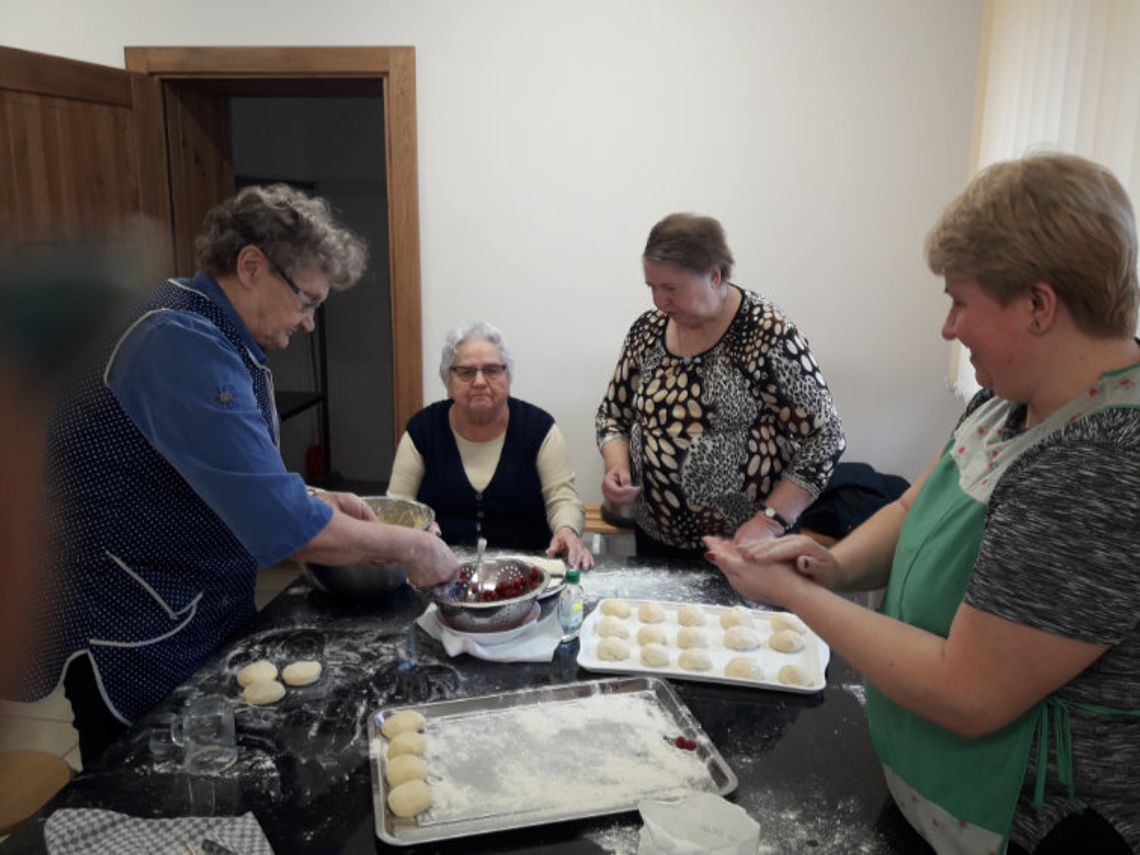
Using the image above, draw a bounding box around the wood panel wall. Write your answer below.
[0,46,171,271]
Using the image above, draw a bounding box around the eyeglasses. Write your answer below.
[263,250,323,314]
[449,364,507,382]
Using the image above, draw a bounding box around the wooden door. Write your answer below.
[0,46,173,271]
[0,46,174,678]
[161,80,234,276]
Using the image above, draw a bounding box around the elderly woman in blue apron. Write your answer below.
[13,185,459,764]
[706,153,1140,855]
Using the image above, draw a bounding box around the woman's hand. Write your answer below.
[547,527,595,569]
[311,489,377,522]
[739,534,843,590]
[732,514,784,546]
[703,535,815,608]
[399,530,460,588]
[601,467,640,506]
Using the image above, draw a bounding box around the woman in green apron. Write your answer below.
[706,153,1140,855]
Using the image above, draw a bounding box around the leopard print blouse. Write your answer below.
[596,286,845,549]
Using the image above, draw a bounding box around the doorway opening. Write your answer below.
[231,95,394,491]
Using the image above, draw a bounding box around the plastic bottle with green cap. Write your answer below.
[557,566,584,642]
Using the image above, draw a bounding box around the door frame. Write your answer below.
[124,46,423,442]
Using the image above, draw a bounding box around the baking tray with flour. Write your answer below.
[368,676,736,846]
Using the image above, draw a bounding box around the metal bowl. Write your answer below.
[305,496,435,600]
[432,558,549,633]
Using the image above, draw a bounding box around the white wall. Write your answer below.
[2,0,983,497]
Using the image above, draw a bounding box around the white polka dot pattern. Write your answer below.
[14,276,281,721]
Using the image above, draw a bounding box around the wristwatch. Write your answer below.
[759,505,791,533]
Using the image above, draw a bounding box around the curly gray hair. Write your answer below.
[195,184,368,290]
[438,321,515,384]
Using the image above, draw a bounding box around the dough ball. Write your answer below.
[597,616,630,639]
[724,657,761,680]
[639,643,670,668]
[381,709,426,740]
[676,627,707,649]
[777,664,810,686]
[677,604,706,627]
[385,754,429,787]
[243,679,285,705]
[600,598,631,618]
[281,660,322,687]
[678,649,712,671]
[636,625,668,646]
[769,629,806,653]
[770,613,804,634]
[387,779,432,818]
[723,626,762,651]
[720,606,752,629]
[387,731,427,759]
[638,602,665,623]
[236,659,277,687]
[597,637,631,661]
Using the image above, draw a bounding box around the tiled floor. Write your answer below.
[0,561,302,781]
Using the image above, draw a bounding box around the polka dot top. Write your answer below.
[17,276,320,722]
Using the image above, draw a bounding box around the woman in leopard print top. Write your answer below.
[596,213,845,556]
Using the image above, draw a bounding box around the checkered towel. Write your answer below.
[44,808,273,855]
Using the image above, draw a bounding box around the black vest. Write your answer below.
[409,398,554,550]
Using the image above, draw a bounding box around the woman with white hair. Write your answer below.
[388,322,594,568]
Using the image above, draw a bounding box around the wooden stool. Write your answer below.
[0,750,72,835]
[583,503,624,536]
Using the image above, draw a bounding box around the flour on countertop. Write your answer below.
[160,618,461,804]
[582,565,726,604]
[738,790,886,853]
[582,822,641,854]
[843,682,868,706]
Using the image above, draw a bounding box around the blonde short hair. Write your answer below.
[926,153,1138,337]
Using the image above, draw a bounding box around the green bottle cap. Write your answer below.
[564,567,581,585]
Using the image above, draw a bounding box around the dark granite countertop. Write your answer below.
[1,558,929,854]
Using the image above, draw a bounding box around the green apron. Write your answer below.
[866,362,1140,855]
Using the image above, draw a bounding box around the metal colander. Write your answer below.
[432,558,549,633]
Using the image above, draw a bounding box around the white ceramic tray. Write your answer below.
[576,599,830,694]
[369,677,736,847]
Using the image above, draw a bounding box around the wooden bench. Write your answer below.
[584,503,837,545]
[584,503,625,536]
